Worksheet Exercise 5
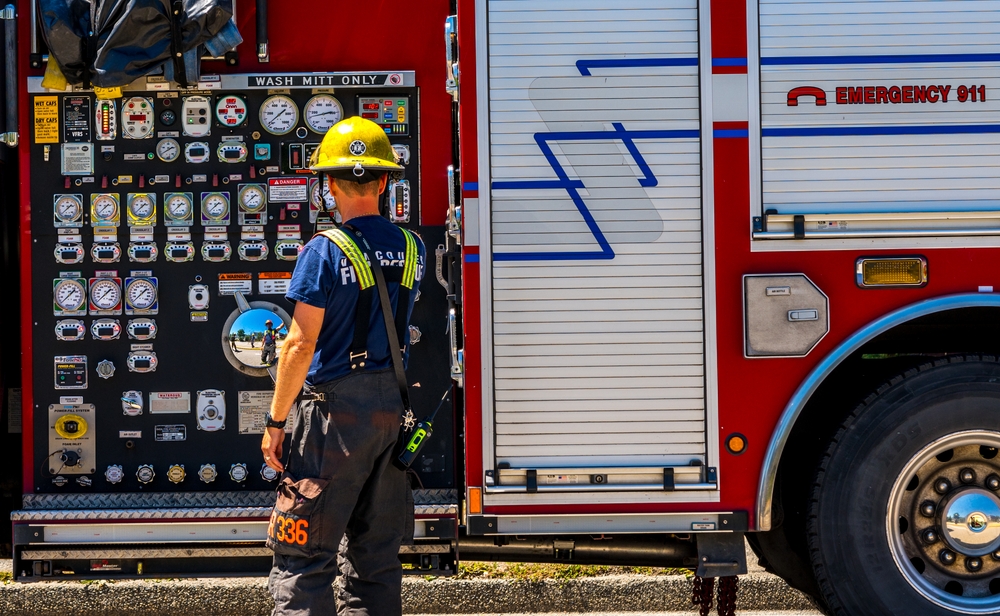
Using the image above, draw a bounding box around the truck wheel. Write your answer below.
[809,357,1000,615]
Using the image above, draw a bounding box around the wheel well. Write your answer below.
[759,307,1000,596]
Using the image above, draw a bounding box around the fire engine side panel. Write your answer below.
[482,1,716,495]
[757,1,1000,225]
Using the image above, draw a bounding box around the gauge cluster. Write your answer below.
[27,74,448,495]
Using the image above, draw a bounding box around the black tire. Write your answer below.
[809,356,1000,615]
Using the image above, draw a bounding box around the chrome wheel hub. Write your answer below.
[941,489,1000,556]
[887,431,1000,614]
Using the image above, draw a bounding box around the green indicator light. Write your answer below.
[397,100,406,106]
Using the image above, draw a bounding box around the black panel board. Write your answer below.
[28,82,455,494]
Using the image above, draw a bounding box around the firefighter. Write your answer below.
[260,318,285,366]
[261,116,425,616]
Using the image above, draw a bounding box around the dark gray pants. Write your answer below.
[268,368,408,616]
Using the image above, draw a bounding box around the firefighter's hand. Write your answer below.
[262,427,285,473]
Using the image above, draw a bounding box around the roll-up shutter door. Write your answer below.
[487,0,705,469]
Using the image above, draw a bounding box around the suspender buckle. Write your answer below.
[350,351,368,370]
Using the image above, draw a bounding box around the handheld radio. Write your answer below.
[394,388,451,470]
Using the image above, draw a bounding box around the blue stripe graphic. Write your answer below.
[576,57,698,76]
[464,253,479,263]
[463,182,479,191]
[493,57,700,262]
[762,53,1000,66]
[712,57,748,67]
[714,129,749,138]
[764,124,1000,137]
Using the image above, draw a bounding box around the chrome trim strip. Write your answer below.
[757,293,1000,531]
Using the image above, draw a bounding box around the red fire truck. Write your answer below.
[4,1,1000,615]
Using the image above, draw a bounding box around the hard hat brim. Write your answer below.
[309,156,404,175]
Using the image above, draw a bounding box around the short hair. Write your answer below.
[330,175,383,198]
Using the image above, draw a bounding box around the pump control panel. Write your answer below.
[27,71,454,495]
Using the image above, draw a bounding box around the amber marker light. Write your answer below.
[468,487,482,514]
[726,433,747,456]
[856,256,927,288]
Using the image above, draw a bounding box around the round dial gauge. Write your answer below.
[259,95,299,135]
[89,279,121,310]
[126,278,157,310]
[128,194,154,219]
[239,185,266,213]
[304,94,343,134]
[92,194,119,221]
[310,179,336,212]
[156,137,180,162]
[203,193,229,220]
[166,194,192,220]
[55,195,83,222]
[54,279,86,312]
[215,95,248,127]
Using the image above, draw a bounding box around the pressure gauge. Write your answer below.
[304,94,343,134]
[259,95,299,135]
[127,193,155,223]
[122,96,155,139]
[91,194,120,225]
[126,278,157,311]
[215,95,248,127]
[54,279,86,313]
[54,194,84,225]
[238,184,267,213]
[310,178,336,213]
[201,192,230,223]
[165,193,193,223]
[89,278,122,312]
[156,137,180,162]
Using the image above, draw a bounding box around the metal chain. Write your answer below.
[691,575,715,616]
[717,575,738,616]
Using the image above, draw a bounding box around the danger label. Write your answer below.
[268,177,309,203]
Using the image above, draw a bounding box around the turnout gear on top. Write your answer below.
[308,117,404,182]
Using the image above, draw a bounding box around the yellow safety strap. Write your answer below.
[401,228,418,289]
[317,229,375,289]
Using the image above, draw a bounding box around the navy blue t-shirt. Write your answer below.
[286,215,425,385]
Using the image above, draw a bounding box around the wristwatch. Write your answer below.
[265,412,287,429]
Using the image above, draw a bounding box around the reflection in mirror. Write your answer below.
[227,308,287,369]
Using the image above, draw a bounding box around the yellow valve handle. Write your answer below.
[54,414,88,439]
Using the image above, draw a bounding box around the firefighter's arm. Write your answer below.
[262,302,324,472]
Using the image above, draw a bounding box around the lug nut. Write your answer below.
[939,549,957,566]
[986,474,1000,491]
[935,478,952,495]
[960,468,977,484]
[966,557,983,572]
[920,501,937,517]
[922,528,939,544]
[992,549,1000,562]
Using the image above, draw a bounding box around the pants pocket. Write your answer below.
[266,474,329,557]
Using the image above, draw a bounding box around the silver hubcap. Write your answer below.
[887,431,1000,613]
[941,489,1000,556]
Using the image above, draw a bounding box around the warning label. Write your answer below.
[218,272,253,296]
[33,96,60,144]
[268,177,309,203]
[238,390,292,434]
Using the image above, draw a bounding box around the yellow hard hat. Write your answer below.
[309,116,403,182]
